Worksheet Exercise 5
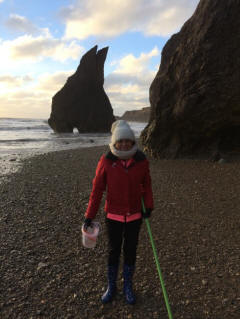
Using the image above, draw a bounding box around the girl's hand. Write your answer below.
[141,208,152,219]
[83,218,92,230]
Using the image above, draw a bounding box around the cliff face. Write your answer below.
[121,107,150,122]
[141,0,240,158]
[48,46,115,133]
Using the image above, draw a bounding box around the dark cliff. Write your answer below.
[141,0,240,159]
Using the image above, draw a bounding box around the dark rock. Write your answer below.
[48,46,115,133]
[121,107,150,122]
[141,0,240,158]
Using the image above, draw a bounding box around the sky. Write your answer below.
[0,0,199,119]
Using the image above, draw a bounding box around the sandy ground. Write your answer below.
[0,145,239,319]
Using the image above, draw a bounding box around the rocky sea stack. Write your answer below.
[141,0,240,159]
[48,46,115,133]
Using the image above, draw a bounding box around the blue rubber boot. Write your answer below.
[123,264,136,305]
[101,264,118,304]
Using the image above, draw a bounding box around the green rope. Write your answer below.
[141,198,173,319]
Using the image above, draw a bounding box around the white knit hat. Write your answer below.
[111,120,136,144]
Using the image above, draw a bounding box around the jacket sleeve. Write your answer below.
[142,159,154,210]
[85,156,106,219]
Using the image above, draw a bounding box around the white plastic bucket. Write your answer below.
[81,222,100,248]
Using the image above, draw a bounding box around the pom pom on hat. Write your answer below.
[111,120,136,144]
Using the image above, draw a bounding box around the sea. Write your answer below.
[0,118,147,178]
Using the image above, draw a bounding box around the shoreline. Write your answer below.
[0,143,110,183]
[0,120,147,180]
[0,145,239,318]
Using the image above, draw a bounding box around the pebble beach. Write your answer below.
[0,145,239,319]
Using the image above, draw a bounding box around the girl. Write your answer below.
[84,120,154,304]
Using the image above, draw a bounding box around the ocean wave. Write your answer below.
[0,138,51,144]
[0,117,46,122]
[0,125,50,131]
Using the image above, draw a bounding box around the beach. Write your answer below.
[0,145,239,319]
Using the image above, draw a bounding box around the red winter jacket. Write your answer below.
[85,150,154,220]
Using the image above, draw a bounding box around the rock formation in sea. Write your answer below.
[141,0,240,159]
[121,107,150,123]
[48,46,115,133]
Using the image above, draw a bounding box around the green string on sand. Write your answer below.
[141,198,173,319]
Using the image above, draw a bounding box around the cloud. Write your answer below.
[105,47,160,115]
[0,71,70,93]
[112,46,159,74]
[37,71,72,92]
[62,0,199,39]
[10,36,82,62]
[5,14,40,35]
[0,74,33,88]
[0,71,72,118]
[0,93,50,119]
[1,13,84,65]
[0,34,84,66]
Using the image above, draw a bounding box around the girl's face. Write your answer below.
[115,139,134,151]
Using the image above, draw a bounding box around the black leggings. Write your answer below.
[105,218,142,266]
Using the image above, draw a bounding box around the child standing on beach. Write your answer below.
[84,120,154,304]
